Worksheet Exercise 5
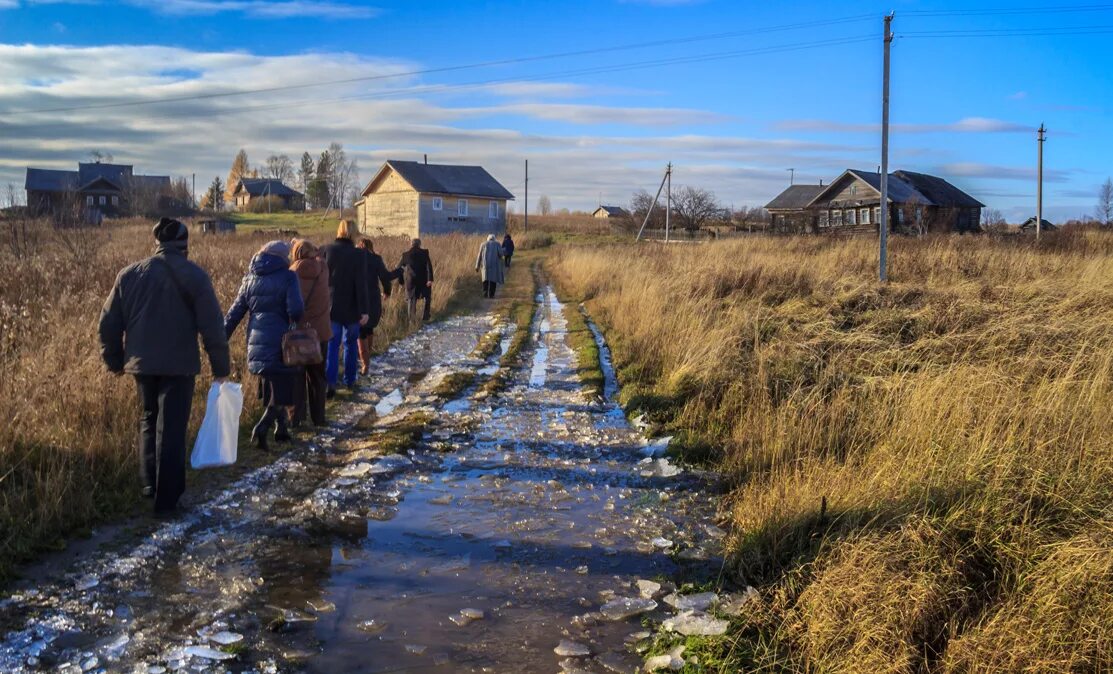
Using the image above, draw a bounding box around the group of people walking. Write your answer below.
[98,217,468,515]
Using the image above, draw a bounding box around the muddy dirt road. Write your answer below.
[0,287,725,673]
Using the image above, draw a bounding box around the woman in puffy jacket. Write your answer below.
[356,237,396,375]
[225,240,305,450]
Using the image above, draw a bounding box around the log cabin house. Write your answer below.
[765,169,984,235]
[25,162,170,219]
[355,160,514,238]
[232,178,304,212]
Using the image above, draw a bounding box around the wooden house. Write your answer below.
[592,205,630,219]
[232,178,304,211]
[25,162,170,219]
[355,160,514,238]
[764,184,825,233]
[764,169,984,235]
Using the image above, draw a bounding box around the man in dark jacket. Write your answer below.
[502,233,515,268]
[397,238,434,321]
[98,218,230,514]
[321,220,369,394]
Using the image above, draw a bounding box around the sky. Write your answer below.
[1,0,1111,222]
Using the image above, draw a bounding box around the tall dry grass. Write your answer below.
[0,217,483,581]
[549,231,1113,671]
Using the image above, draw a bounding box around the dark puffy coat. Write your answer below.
[224,253,305,375]
[363,250,397,329]
[502,234,515,255]
[397,246,433,296]
[99,245,230,377]
[321,238,369,325]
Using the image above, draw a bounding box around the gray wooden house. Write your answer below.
[592,205,630,219]
[765,169,983,235]
[232,178,304,211]
[25,162,170,218]
[356,160,514,238]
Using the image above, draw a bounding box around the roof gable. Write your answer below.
[811,169,929,206]
[237,178,301,197]
[594,205,629,216]
[892,170,984,208]
[363,160,514,200]
[25,168,78,192]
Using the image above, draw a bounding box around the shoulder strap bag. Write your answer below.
[282,271,323,366]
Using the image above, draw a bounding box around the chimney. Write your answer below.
[424,154,428,165]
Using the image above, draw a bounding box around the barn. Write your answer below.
[355,160,514,238]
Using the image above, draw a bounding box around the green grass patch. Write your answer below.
[365,411,434,454]
[431,371,476,399]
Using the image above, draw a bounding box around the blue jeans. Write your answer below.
[327,321,361,387]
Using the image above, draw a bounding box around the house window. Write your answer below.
[488,201,498,219]
[819,211,829,228]
[432,197,443,211]
[457,199,468,216]
[111,195,119,206]
[99,196,106,205]
[846,209,857,225]
[86,196,93,206]
[850,185,858,196]
[873,207,881,223]
[830,209,841,226]
[861,208,870,225]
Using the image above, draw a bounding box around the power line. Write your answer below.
[901,25,1113,37]
[903,3,1113,16]
[9,14,875,116]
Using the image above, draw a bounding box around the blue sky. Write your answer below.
[1,0,1111,220]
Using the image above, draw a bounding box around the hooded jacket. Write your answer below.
[290,242,333,342]
[321,238,369,325]
[99,244,230,378]
[224,253,305,375]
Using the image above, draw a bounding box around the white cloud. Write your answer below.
[775,117,1032,134]
[17,0,378,18]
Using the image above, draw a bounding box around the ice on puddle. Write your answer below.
[339,463,371,478]
[644,645,686,671]
[183,646,235,661]
[639,458,682,478]
[636,579,662,599]
[651,537,674,549]
[662,610,730,636]
[405,644,427,655]
[369,454,413,475]
[430,554,470,574]
[639,436,672,458]
[75,576,100,591]
[448,608,484,627]
[663,592,718,612]
[599,597,657,621]
[428,494,453,505]
[356,619,388,634]
[553,639,592,657]
[375,389,405,417]
[208,631,243,645]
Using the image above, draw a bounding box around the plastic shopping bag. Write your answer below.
[190,381,243,469]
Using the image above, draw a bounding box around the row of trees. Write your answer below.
[201,144,360,211]
[629,186,769,231]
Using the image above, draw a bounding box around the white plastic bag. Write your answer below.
[191,381,243,469]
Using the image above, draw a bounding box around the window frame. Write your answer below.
[99,195,106,206]
[846,209,857,225]
[111,195,119,207]
[488,201,498,219]
[860,208,871,225]
[457,199,468,217]
[431,196,443,211]
[85,195,94,206]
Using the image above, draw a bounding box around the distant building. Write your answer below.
[355,160,514,238]
[1019,217,1057,232]
[25,162,170,219]
[232,178,304,212]
[592,205,630,219]
[764,169,984,235]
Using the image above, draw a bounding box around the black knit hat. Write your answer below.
[153,217,188,244]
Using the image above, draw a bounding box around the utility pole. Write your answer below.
[1037,123,1046,240]
[635,164,671,242]
[665,162,672,243]
[524,159,529,233]
[787,168,795,185]
[191,173,196,210]
[879,12,894,283]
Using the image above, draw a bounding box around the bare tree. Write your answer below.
[1096,178,1113,226]
[264,154,295,184]
[981,208,1006,230]
[671,185,720,231]
[629,189,664,230]
[537,195,552,215]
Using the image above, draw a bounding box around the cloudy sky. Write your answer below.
[1,0,1111,221]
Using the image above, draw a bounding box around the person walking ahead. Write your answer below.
[397,238,434,321]
[322,220,369,395]
[356,237,397,375]
[98,218,230,515]
[289,239,331,428]
[476,234,506,299]
[502,233,515,268]
[224,241,305,451]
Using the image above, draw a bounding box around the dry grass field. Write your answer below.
[549,230,1113,672]
[0,217,483,581]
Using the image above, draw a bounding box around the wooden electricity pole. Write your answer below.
[635,164,671,242]
[879,12,894,283]
[524,159,528,233]
[665,162,672,243]
[1037,123,1046,240]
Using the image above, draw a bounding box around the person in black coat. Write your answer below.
[321,220,370,394]
[225,240,305,450]
[396,238,434,321]
[502,233,515,268]
[99,218,230,514]
[356,238,397,375]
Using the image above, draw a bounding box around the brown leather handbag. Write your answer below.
[282,274,323,366]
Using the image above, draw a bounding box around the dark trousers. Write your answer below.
[292,342,328,426]
[504,254,512,268]
[135,374,195,512]
[483,281,498,298]
[408,286,432,321]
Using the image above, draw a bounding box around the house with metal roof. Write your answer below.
[764,169,984,235]
[231,178,304,212]
[356,160,514,237]
[25,162,170,219]
[592,205,630,219]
